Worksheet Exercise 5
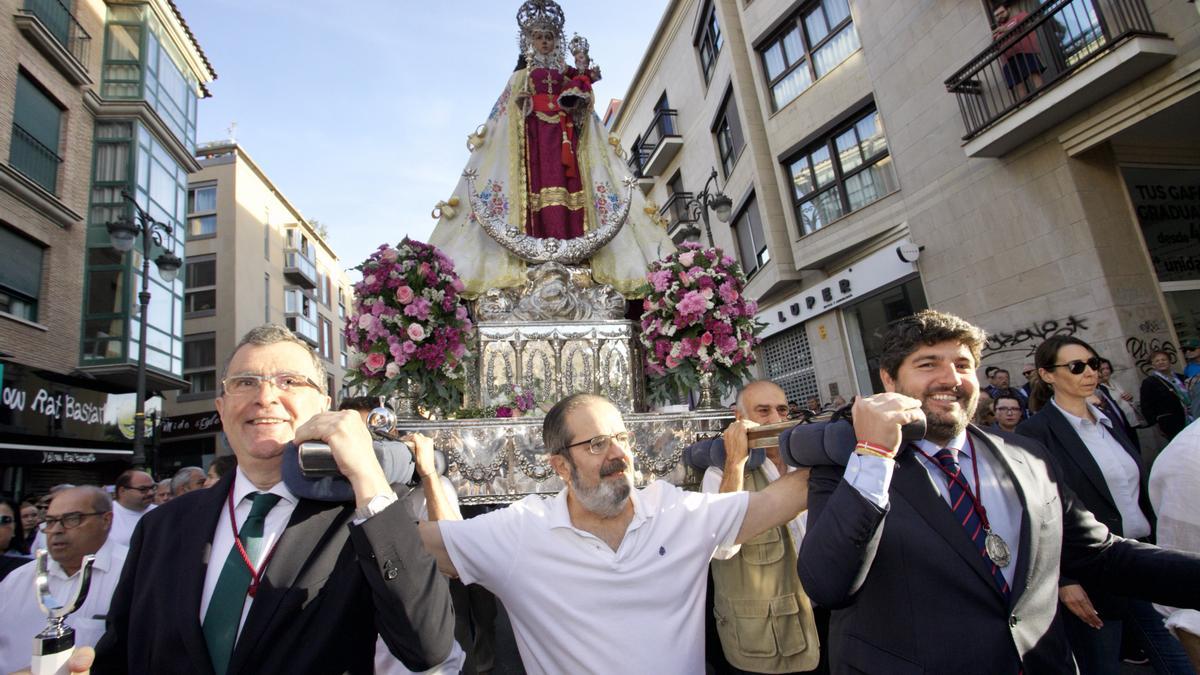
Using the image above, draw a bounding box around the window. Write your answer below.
[187,184,216,238]
[0,226,45,321]
[319,317,334,360]
[264,273,271,323]
[337,289,346,320]
[760,0,859,110]
[317,268,331,307]
[184,255,216,315]
[697,2,723,84]
[732,196,769,277]
[10,72,64,193]
[786,107,897,236]
[762,324,820,404]
[340,339,348,369]
[713,89,744,178]
[183,333,216,395]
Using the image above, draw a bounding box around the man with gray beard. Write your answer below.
[419,393,811,675]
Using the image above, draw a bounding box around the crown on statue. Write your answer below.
[568,33,589,55]
[517,0,565,35]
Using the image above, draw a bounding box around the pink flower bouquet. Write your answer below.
[639,243,762,405]
[344,238,474,414]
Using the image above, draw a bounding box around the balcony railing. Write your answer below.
[9,123,61,193]
[659,191,695,229]
[283,249,318,289]
[639,109,683,177]
[20,0,91,70]
[627,145,649,178]
[641,108,679,152]
[945,0,1162,140]
[286,315,320,346]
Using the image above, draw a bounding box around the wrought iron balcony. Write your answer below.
[16,0,92,84]
[640,109,682,177]
[283,249,318,289]
[9,123,61,193]
[945,0,1170,156]
[659,191,698,243]
[285,314,320,346]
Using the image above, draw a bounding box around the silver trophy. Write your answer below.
[32,549,95,675]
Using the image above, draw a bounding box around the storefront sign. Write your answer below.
[1123,167,1200,283]
[757,241,919,338]
[0,361,160,444]
[161,411,222,439]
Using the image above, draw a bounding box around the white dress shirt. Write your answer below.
[0,538,128,674]
[109,501,153,548]
[845,430,1024,586]
[199,467,297,635]
[1149,419,1200,638]
[702,460,806,559]
[1051,399,1151,539]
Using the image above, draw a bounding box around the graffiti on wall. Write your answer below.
[981,316,1090,360]
[1125,337,1178,375]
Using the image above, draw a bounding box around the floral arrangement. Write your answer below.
[343,239,474,414]
[452,382,543,419]
[639,243,762,405]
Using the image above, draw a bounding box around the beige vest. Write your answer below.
[711,467,820,673]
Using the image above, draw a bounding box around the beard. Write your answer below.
[900,383,977,445]
[568,457,632,518]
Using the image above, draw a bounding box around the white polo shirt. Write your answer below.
[439,480,749,675]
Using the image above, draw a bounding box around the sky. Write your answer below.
[172,0,670,277]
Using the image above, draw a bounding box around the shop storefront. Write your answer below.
[0,360,160,498]
[159,410,222,473]
[757,241,925,401]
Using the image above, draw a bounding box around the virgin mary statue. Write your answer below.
[428,0,674,298]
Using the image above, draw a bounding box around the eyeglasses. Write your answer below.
[222,372,324,397]
[0,515,13,525]
[42,512,106,530]
[1045,357,1102,375]
[558,431,633,455]
[995,406,1022,413]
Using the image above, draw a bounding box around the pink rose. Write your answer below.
[385,361,401,378]
[357,313,375,330]
[380,248,399,263]
[395,285,414,304]
[677,290,709,315]
[363,352,386,373]
[402,340,417,354]
[406,323,426,342]
[678,252,695,267]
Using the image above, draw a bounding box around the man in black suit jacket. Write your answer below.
[798,310,1200,674]
[1140,350,1191,441]
[93,325,454,674]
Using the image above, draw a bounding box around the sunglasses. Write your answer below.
[0,515,13,525]
[1046,357,1102,375]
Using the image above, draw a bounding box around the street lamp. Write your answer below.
[685,168,733,247]
[105,190,183,469]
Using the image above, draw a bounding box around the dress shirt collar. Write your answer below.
[1050,398,1113,431]
[230,466,297,508]
[46,536,121,581]
[915,429,968,459]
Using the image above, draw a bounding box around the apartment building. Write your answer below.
[0,0,214,491]
[613,0,1199,430]
[158,140,354,470]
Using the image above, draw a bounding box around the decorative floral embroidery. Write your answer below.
[593,182,619,223]
[479,179,509,218]
[489,87,511,121]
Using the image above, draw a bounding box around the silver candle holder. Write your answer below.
[32,549,95,675]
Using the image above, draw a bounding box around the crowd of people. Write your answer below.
[0,312,1196,674]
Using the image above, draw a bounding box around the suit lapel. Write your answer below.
[970,430,1033,600]
[1044,406,1118,513]
[891,448,1007,601]
[180,473,232,675]
[226,498,351,674]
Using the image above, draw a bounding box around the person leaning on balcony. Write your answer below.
[703,380,824,673]
[992,2,1045,99]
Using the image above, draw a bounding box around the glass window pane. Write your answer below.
[188,215,216,237]
[811,145,835,188]
[805,7,830,45]
[188,186,216,213]
[185,290,215,313]
[836,128,863,173]
[845,156,898,211]
[735,214,758,274]
[856,111,888,159]
[764,42,786,80]
[790,158,815,198]
[87,269,125,314]
[824,0,851,26]
[186,259,215,287]
[798,188,844,235]
[105,24,140,61]
[782,28,804,66]
[814,24,860,77]
[772,65,812,109]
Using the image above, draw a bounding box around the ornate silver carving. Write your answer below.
[476,263,626,322]
[465,170,633,264]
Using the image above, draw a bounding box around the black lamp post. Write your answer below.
[685,168,734,247]
[105,190,183,469]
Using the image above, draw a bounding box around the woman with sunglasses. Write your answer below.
[1018,336,1192,674]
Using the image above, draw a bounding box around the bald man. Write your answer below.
[0,486,127,674]
[702,380,822,672]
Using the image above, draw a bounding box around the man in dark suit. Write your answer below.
[1140,350,1191,441]
[797,310,1200,674]
[93,325,454,674]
